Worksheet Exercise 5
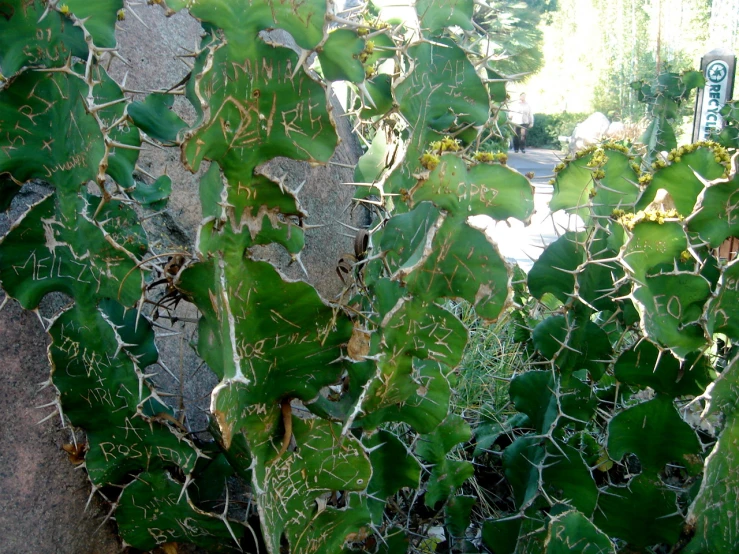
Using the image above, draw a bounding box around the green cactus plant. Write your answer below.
[0,0,528,550]
[478,135,739,553]
[1,0,739,552]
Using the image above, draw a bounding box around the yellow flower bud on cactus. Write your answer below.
[420,152,440,170]
[473,151,495,163]
[438,136,461,152]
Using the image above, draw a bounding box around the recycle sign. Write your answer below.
[693,53,735,142]
[707,61,728,83]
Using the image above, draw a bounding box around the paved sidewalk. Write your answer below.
[476,148,583,271]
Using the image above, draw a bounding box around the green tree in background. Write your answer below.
[527,0,722,119]
[463,0,558,78]
[591,0,711,121]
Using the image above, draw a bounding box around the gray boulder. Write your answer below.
[569,112,611,153]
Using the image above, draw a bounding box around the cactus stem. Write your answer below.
[149,318,181,331]
[368,523,389,547]
[36,400,60,410]
[596,182,627,194]
[363,441,387,454]
[341,365,381,436]
[481,77,510,84]
[108,49,132,67]
[113,340,136,358]
[124,4,150,29]
[105,113,130,133]
[590,215,619,226]
[36,2,52,23]
[271,171,289,195]
[106,139,145,151]
[291,253,309,277]
[652,348,665,374]
[152,391,178,397]
[36,406,62,425]
[139,209,168,221]
[622,177,641,190]
[527,360,553,366]
[155,360,180,383]
[656,509,684,520]
[86,96,128,114]
[357,81,378,110]
[329,161,357,169]
[543,435,570,460]
[32,309,52,331]
[551,266,580,275]
[564,292,599,312]
[335,2,365,16]
[148,314,200,323]
[362,491,387,504]
[139,135,167,150]
[94,502,118,535]
[336,107,364,119]
[336,220,365,233]
[472,50,498,71]
[117,251,189,300]
[354,197,386,209]
[587,260,619,271]
[302,223,327,231]
[134,164,157,180]
[178,473,194,503]
[293,179,307,195]
[84,485,98,513]
[549,335,583,354]
[218,485,245,551]
[589,249,617,260]
[350,119,372,147]
[35,56,78,77]
[291,49,310,80]
[327,14,369,29]
[450,122,475,140]
[527,240,548,251]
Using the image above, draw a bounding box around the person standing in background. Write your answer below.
[509,93,533,153]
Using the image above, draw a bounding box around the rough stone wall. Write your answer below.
[111,6,364,299]
[0,300,120,553]
[0,5,363,552]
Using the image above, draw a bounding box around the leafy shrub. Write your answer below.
[526,112,589,148]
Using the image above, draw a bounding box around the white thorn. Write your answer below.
[291,49,310,79]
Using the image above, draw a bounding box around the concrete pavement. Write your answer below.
[474,148,583,272]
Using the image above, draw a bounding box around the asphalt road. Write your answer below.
[475,148,583,272]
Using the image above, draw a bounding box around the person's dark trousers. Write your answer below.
[513,125,528,152]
